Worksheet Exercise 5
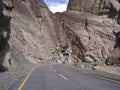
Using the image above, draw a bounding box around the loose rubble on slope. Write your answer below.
[0,0,120,89]
[0,0,59,89]
[58,0,120,77]
[66,0,120,67]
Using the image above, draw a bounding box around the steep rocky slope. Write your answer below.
[67,0,120,24]
[0,0,61,69]
[0,0,120,89]
[10,0,60,65]
[0,0,120,74]
[0,0,62,89]
[58,0,120,66]
[56,12,112,64]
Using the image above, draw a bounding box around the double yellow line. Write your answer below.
[18,66,39,90]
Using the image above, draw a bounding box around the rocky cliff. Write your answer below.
[10,0,55,65]
[0,0,62,71]
[0,0,120,71]
[57,0,120,66]
[0,0,120,89]
[67,0,120,24]
[0,0,62,89]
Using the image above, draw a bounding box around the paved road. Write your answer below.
[11,64,120,90]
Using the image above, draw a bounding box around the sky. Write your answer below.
[44,0,69,13]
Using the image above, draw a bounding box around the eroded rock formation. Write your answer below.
[0,0,13,72]
[0,0,120,73]
[0,1,120,89]
[63,0,120,66]
[0,0,61,72]
[9,0,60,64]
[67,0,120,24]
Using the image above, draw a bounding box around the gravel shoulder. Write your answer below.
[65,63,120,82]
[0,60,35,90]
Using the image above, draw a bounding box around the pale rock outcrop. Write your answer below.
[67,0,120,24]
[1,0,120,73]
[9,0,59,64]
[57,0,120,66]
[0,0,60,71]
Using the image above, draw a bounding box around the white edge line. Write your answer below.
[53,69,56,72]
[59,74,68,80]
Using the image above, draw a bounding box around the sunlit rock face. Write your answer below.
[9,0,60,64]
[0,0,120,70]
[56,0,120,66]
[0,0,61,71]
[67,0,120,24]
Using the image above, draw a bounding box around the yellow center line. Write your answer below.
[18,66,39,90]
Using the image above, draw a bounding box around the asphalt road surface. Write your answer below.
[10,64,120,90]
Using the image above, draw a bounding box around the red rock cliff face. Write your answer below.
[56,0,120,66]
[1,0,120,69]
[67,0,120,24]
[0,0,61,68]
[9,0,60,64]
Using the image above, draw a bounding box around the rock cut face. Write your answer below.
[67,0,120,24]
[0,0,61,70]
[0,0,13,72]
[0,0,120,69]
[57,0,120,66]
[9,0,60,64]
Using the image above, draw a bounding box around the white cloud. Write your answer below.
[49,3,68,13]
[44,0,69,13]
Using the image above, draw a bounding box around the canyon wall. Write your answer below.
[67,0,120,24]
[59,0,120,66]
[9,0,62,65]
[0,0,120,72]
[0,0,63,72]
